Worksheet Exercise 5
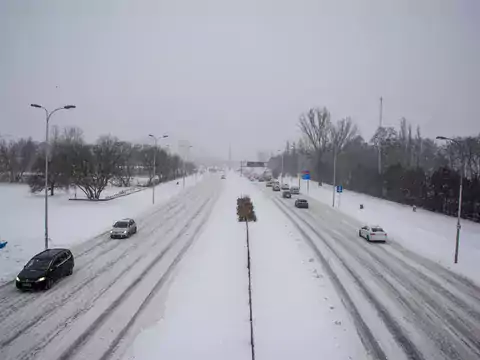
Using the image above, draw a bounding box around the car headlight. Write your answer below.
[110,230,113,234]
[123,230,127,234]
[16,276,20,282]
[36,277,46,282]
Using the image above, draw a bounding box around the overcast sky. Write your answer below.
[1,0,479,161]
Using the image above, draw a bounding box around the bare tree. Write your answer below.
[114,141,135,187]
[298,107,331,153]
[28,128,83,195]
[330,117,358,206]
[71,136,123,199]
[0,138,37,182]
[298,107,331,178]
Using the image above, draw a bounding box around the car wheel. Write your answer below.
[45,278,53,290]
[359,230,362,238]
[67,268,73,276]
[367,235,370,242]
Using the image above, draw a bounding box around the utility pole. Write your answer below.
[378,96,383,175]
[436,136,464,264]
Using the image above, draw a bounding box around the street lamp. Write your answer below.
[30,103,76,250]
[436,135,465,264]
[148,134,168,205]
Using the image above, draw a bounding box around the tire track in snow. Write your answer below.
[314,220,480,360]
[0,196,205,353]
[26,196,215,360]
[270,197,388,360]
[271,195,425,360]
[97,195,218,360]
[0,181,215,359]
[279,189,480,360]
[0,190,199,324]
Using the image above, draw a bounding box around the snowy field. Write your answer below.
[281,177,480,284]
[120,174,364,360]
[0,175,200,282]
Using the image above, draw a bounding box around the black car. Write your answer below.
[282,190,292,198]
[16,249,74,291]
[295,199,309,208]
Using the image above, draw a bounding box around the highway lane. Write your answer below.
[261,185,480,360]
[0,178,221,360]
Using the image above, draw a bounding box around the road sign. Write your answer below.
[336,185,343,193]
[246,161,265,168]
[302,174,311,180]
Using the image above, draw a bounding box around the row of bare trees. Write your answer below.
[268,106,480,221]
[0,127,194,200]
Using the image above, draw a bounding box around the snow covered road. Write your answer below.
[0,178,220,360]
[260,185,480,360]
[2,174,480,360]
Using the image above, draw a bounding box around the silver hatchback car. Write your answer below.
[110,218,137,239]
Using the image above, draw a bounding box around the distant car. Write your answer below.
[258,178,265,182]
[111,218,137,239]
[221,175,226,179]
[282,190,291,198]
[266,181,273,187]
[295,199,309,208]
[290,186,300,195]
[359,225,387,242]
[272,184,281,191]
[281,184,290,190]
[16,249,74,291]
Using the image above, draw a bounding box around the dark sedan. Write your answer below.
[16,248,74,291]
[295,199,309,209]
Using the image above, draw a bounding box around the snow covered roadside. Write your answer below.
[284,177,480,284]
[247,177,366,360]
[0,175,201,282]
[119,174,251,360]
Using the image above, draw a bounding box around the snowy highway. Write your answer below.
[0,179,220,360]
[261,185,480,360]
[1,175,480,360]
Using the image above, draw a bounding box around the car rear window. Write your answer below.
[372,227,384,232]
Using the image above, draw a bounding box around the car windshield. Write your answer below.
[25,258,51,271]
[114,221,129,228]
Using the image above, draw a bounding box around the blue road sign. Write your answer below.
[336,185,343,193]
[302,174,311,180]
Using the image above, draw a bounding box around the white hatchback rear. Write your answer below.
[359,225,387,242]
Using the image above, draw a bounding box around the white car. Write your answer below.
[290,186,300,194]
[281,183,289,190]
[359,225,387,242]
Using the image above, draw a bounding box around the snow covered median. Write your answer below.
[121,174,364,360]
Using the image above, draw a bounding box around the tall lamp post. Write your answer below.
[436,136,465,264]
[30,104,76,250]
[148,134,168,205]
